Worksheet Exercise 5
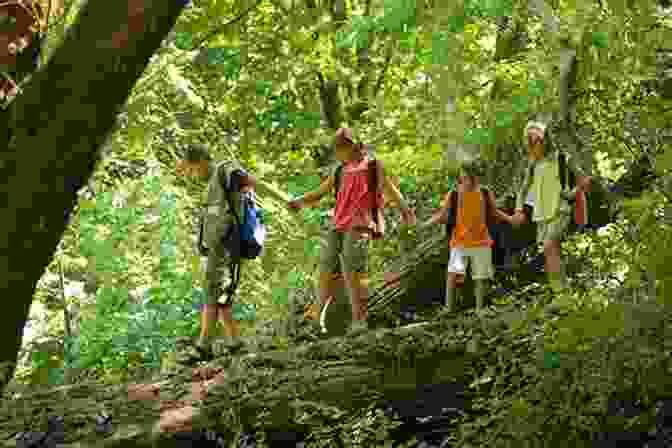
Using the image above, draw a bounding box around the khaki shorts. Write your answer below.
[319,226,370,274]
[447,247,494,280]
[204,240,235,306]
[536,212,571,244]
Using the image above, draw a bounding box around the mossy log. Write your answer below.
[0,316,482,448]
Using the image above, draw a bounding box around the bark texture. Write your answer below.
[0,0,186,396]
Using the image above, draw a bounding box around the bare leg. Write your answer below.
[474,279,487,310]
[319,271,341,306]
[446,272,458,311]
[346,271,369,322]
[217,304,239,338]
[544,239,564,291]
[198,304,217,348]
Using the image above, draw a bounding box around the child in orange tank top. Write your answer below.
[421,160,508,311]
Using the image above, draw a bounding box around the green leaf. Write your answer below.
[484,0,513,16]
[527,79,545,97]
[543,351,561,369]
[511,94,529,113]
[336,29,357,49]
[495,111,514,128]
[233,302,256,321]
[174,31,194,50]
[255,80,274,97]
[446,15,465,33]
[399,32,417,51]
[381,0,416,32]
[127,126,146,155]
[432,32,451,66]
[591,31,609,48]
[655,147,672,174]
[465,127,495,145]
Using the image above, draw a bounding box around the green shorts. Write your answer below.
[536,212,571,244]
[319,226,370,274]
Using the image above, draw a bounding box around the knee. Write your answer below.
[218,304,232,320]
[543,240,560,256]
[446,273,457,287]
[351,271,369,289]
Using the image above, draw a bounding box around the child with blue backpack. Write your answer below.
[178,143,283,362]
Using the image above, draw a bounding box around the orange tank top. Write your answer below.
[449,190,493,248]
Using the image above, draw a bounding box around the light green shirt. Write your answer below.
[515,120,590,221]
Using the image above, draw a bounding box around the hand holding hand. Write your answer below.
[401,207,416,226]
[510,211,526,226]
[577,176,592,193]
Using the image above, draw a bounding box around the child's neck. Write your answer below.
[462,181,480,192]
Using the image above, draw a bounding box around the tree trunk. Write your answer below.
[0,0,186,396]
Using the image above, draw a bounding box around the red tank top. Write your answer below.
[332,158,384,232]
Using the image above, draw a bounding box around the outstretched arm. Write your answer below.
[288,175,335,209]
[421,193,452,228]
[378,161,415,224]
[255,178,294,204]
[488,191,511,223]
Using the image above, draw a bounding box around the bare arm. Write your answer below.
[488,191,510,223]
[293,175,335,207]
[514,160,533,213]
[255,178,294,204]
[422,193,452,228]
[383,173,409,211]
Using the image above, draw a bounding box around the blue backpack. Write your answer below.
[221,169,266,299]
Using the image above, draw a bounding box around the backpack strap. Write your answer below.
[334,163,344,202]
[445,191,458,240]
[222,169,245,301]
[198,216,209,256]
[480,187,497,227]
[368,159,382,239]
[558,151,567,191]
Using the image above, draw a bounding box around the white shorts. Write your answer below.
[447,247,494,280]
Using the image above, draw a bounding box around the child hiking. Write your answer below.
[177,143,286,363]
[288,128,415,335]
[503,120,592,293]
[421,159,509,312]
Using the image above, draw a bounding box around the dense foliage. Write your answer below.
[5,0,671,446]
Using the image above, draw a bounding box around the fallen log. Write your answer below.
[1,317,479,448]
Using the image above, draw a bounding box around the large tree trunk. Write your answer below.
[0,0,186,396]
